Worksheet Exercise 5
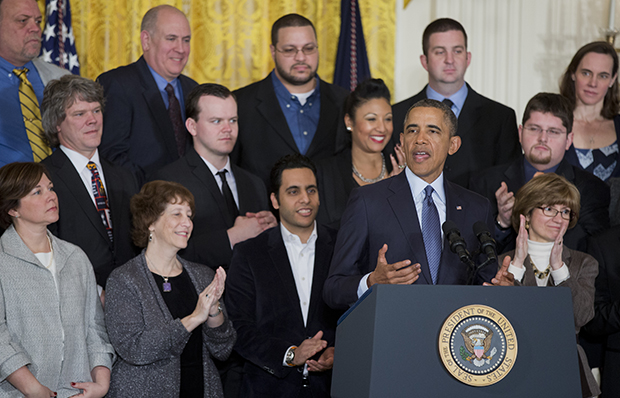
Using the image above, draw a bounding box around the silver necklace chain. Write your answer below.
[352,153,386,183]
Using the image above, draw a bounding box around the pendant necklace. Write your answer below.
[145,253,173,292]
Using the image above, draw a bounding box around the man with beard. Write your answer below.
[470,93,610,253]
[0,0,70,167]
[232,14,348,187]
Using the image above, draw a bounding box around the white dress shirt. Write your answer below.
[200,155,239,207]
[280,222,317,369]
[60,146,108,208]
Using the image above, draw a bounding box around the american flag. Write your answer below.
[333,0,371,91]
[40,0,80,75]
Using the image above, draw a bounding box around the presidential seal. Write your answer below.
[438,304,517,387]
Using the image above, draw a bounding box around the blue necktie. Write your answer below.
[422,185,442,284]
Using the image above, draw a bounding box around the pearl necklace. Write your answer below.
[352,153,386,184]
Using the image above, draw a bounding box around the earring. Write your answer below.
[525,220,530,230]
[148,232,153,242]
[346,126,352,131]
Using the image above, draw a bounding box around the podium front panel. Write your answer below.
[332,285,581,397]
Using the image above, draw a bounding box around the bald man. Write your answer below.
[97,5,198,184]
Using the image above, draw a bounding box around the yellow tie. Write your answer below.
[13,68,51,162]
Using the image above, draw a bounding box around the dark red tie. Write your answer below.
[86,162,113,242]
[165,83,186,156]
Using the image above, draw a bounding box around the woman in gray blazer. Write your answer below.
[105,181,235,398]
[499,173,599,397]
[0,162,114,397]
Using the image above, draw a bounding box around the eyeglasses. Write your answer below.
[537,206,573,220]
[276,44,318,58]
[523,125,566,137]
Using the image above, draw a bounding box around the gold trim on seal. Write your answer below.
[438,304,518,387]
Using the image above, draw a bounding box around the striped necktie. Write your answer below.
[422,185,442,284]
[13,68,52,162]
[86,162,114,242]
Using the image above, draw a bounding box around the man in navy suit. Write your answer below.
[226,154,341,397]
[324,99,500,310]
[97,5,198,184]
[390,18,519,188]
[41,75,138,291]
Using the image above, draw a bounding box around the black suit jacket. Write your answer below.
[391,84,520,188]
[42,150,138,287]
[323,171,495,309]
[97,56,198,184]
[315,150,358,230]
[226,225,342,398]
[151,147,269,270]
[584,226,620,348]
[232,74,348,187]
[469,155,610,252]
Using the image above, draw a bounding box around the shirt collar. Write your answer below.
[523,157,560,182]
[425,83,468,116]
[147,63,179,91]
[60,145,101,171]
[404,167,446,204]
[280,221,318,245]
[0,57,36,76]
[200,155,232,177]
[271,70,319,102]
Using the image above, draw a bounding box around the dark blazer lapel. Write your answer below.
[136,57,179,161]
[267,228,305,326]
[52,151,111,243]
[185,149,232,223]
[503,156,526,191]
[307,80,337,157]
[442,180,469,277]
[456,84,483,138]
[232,164,253,214]
[386,173,430,284]
[256,78,298,152]
[307,226,331,324]
[556,158,576,182]
[101,159,124,251]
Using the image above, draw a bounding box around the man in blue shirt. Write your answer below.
[0,0,69,167]
[232,13,348,187]
[469,93,610,253]
[97,5,198,185]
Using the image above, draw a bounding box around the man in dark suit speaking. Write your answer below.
[324,99,498,310]
[391,18,519,188]
[97,5,198,184]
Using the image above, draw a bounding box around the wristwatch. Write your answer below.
[285,346,297,366]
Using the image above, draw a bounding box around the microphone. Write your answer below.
[473,221,497,262]
[441,221,471,263]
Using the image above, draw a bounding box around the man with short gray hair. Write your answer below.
[97,5,198,184]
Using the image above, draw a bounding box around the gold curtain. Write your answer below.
[40,0,394,93]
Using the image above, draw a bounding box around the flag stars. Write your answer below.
[43,23,56,41]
